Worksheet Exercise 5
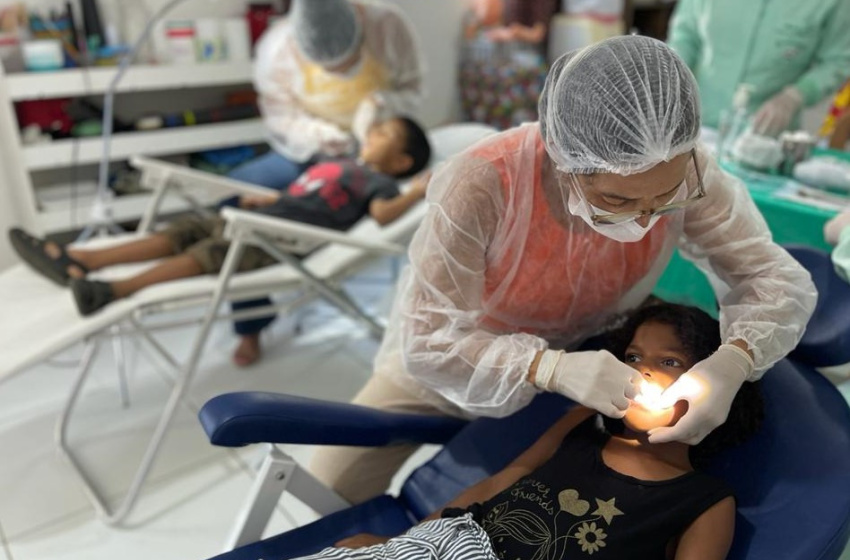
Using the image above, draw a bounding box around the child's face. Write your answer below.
[621,321,692,433]
[359,119,411,176]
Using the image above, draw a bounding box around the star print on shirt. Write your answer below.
[592,497,624,525]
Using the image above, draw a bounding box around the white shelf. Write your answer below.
[6,62,254,101]
[23,118,266,171]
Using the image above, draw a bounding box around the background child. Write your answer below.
[324,303,763,560]
[9,117,431,321]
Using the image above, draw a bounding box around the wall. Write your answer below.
[384,0,466,127]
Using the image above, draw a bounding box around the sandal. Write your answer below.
[8,228,88,286]
[70,279,114,316]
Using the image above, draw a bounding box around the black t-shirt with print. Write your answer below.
[444,415,734,560]
[256,159,399,231]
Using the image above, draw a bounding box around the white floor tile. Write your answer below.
[7,458,252,560]
[0,263,391,557]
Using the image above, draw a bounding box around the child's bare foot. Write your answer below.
[233,334,262,367]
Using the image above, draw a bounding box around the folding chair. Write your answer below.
[0,122,498,525]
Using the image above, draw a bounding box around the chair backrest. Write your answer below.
[706,359,850,559]
[400,392,575,520]
[785,245,850,367]
[399,360,850,560]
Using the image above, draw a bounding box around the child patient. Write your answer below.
[9,116,431,319]
[309,303,763,560]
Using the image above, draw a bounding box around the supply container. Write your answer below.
[195,18,224,62]
[164,20,196,64]
[22,39,64,71]
[0,32,24,72]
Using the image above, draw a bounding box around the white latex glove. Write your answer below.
[825,208,850,246]
[533,350,641,418]
[752,87,803,137]
[648,344,753,445]
[352,96,383,145]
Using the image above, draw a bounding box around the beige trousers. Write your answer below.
[309,373,452,504]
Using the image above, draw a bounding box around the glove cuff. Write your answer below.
[782,86,804,108]
[533,349,563,391]
[718,343,755,381]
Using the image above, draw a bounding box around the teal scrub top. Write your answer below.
[668,0,850,129]
[835,227,850,283]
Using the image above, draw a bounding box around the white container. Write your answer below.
[164,20,197,64]
[223,18,251,62]
[21,39,64,71]
[195,18,225,62]
[0,32,24,72]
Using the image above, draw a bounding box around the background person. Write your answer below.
[9,117,431,320]
[225,0,425,364]
[667,0,850,137]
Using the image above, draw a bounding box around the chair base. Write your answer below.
[224,444,351,551]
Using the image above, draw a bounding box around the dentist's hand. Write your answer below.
[533,350,641,418]
[752,86,803,137]
[648,344,753,445]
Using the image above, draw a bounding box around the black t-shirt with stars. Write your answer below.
[444,415,733,559]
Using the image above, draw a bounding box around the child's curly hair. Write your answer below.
[602,302,764,469]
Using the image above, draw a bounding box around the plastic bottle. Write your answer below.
[718,83,754,164]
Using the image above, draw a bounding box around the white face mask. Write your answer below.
[566,180,688,243]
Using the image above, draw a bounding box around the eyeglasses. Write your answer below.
[579,150,706,226]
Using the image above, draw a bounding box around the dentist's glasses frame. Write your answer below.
[574,150,706,226]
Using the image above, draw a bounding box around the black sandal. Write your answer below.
[8,228,89,286]
[70,279,114,316]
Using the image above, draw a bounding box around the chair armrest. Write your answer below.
[131,155,278,198]
[220,207,406,256]
[199,392,468,447]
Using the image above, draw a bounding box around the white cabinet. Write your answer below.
[0,61,266,237]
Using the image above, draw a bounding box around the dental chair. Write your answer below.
[200,357,850,560]
[0,122,498,525]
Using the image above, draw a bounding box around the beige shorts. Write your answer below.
[162,215,278,274]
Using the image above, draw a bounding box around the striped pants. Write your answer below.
[291,515,496,560]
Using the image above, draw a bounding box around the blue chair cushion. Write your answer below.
[705,360,850,560]
[199,392,467,448]
[786,245,850,367]
[207,496,415,560]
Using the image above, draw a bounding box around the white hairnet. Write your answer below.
[291,0,362,66]
[540,35,701,175]
[372,124,816,419]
